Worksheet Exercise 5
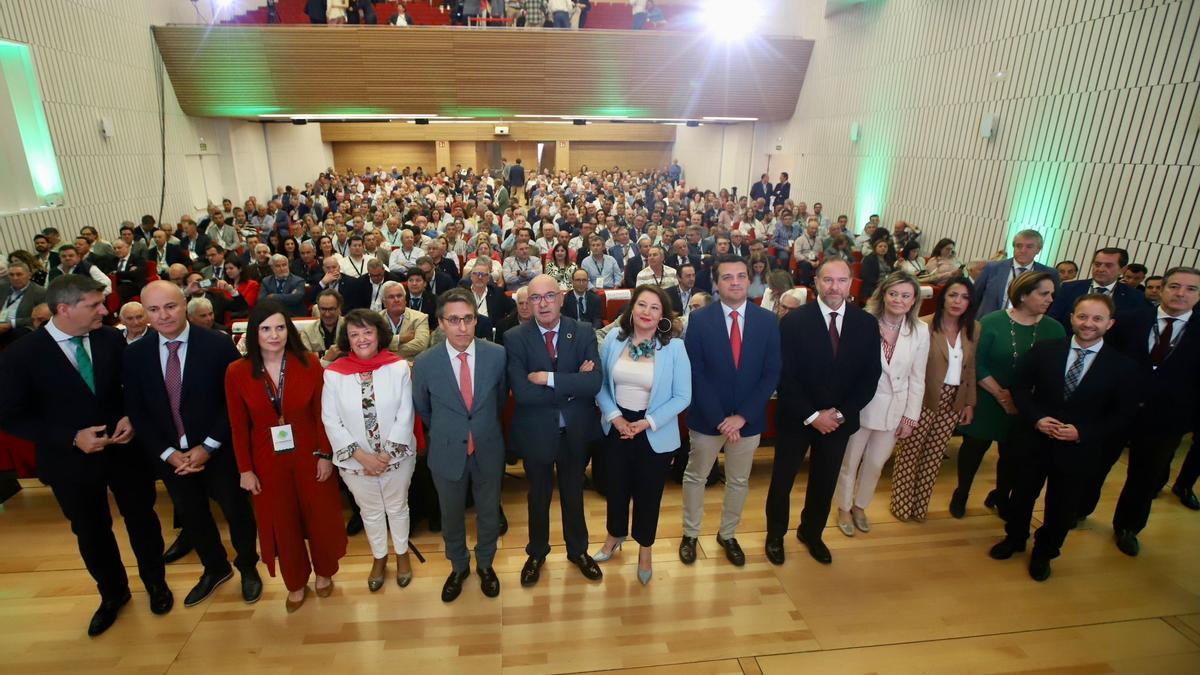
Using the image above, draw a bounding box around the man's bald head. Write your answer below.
[140,280,188,339]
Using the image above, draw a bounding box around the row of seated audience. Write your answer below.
[305,0,664,31]
[0,163,1196,642]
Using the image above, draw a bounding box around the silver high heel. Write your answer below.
[592,537,626,563]
[637,566,653,585]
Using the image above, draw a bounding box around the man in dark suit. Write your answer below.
[406,268,438,330]
[973,229,1059,316]
[666,264,700,317]
[0,262,48,348]
[1077,266,1200,557]
[0,275,172,636]
[147,229,190,275]
[124,281,261,606]
[75,236,116,274]
[412,289,509,602]
[508,158,526,202]
[506,274,604,586]
[771,172,791,209]
[990,294,1140,581]
[766,257,882,565]
[177,221,210,267]
[1048,247,1146,330]
[257,255,307,316]
[749,173,773,204]
[314,256,368,310]
[679,255,781,567]
[622,237,651,288]
[463,257,515,328]
[667,238,701,274]
[560,269,603,327]
[110,238,148,304]
[493,287,531,346]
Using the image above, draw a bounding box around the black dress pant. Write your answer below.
[160,450,258,575]
[605,408,673,547]
[956,434,1020,511]
[1003,438,1087,560]
[1075,439,1126,519]
[50,446,165,602]
[765,425,851,542]
[1113,433,1185,534]
[1175,439,1200,491]
[524,432,589,559]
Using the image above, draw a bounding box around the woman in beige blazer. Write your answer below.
[836,273,930,536]
[890,276,979,521]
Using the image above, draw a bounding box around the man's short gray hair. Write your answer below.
[270,254,289,265]
[45,274,105,314]
[187,297,213,316]
[1013,229,1044,245]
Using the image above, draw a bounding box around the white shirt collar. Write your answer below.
[817,297,846,318]
[720,300,747,318]
[1012,259,1034,272]
[1070,336,1102,353]
[537,320,561,336]
[1091,280,1117,292]
[158,322,191,348]
[1157,306,1193,324]
[46,317,82,342]
[444,336,477,361]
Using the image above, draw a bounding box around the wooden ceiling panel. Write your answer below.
[152,26,812,121]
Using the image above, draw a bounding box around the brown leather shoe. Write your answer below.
[315,578,334,598]
[285,586,309,613]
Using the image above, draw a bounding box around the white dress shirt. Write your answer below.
[446,337,477,393]
[156,323,221,459]
[720,300,747,338]
[45,316,90,370]
[815,297,845,333]
[1064,336,1102,384]
[944,333,964,386]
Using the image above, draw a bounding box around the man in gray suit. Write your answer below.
[0,262,48,348]
[256,254,307,316]
[973,229,1059,316]
[412,288,508,603]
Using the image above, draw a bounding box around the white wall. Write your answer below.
[782,0,1200,271]
[673,123,761,197]
[265,123,334,194]
[0,0,203,252]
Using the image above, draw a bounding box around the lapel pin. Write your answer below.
[565,332,573,340]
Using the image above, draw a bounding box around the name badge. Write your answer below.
[271,424,295,453]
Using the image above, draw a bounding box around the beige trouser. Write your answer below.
[681,431,761,539]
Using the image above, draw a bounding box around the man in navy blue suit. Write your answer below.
[749,174,773,204]
[678,255,781,567]
[973,229,1059,316]
[1048,247,1146,330]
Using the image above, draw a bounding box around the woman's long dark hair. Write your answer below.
[616,285,678,348]
[931,275,977,341]
[244,299,310,378]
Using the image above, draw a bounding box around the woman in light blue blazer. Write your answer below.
[593,285,692,585]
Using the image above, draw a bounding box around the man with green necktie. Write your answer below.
[0,275,172,636]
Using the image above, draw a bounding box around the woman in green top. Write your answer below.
[951,271,1063,518]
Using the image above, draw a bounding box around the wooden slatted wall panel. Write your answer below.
[330,141,436,173]
[0,0,193,256]
[788,0,1199,274]
[152,26,814,122]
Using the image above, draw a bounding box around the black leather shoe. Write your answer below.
[949,489,967,519]
[678,536,698,564]
[1114,529,1140,557]
[241,568,263,604]
[183,568,233,607]
[983,489,1001,510]
[797,529,832,564]
[498,506,509,536]
[520,556,545,587]
[478,567,500,597]
[346,511,364,536]
[1173,484,1200,511]
[1028,556,1051,582]
[162,533,193,564]
[441,568,470,603]
[148,583,173,615]
[765,537,785,566]
[988,539,1026,560]
[568,553,603,581]
[88,591,131,637]
[716,536,745,566]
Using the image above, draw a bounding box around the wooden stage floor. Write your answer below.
[1,436,1198,674]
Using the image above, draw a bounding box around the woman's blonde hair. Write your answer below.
[865,271,922,331]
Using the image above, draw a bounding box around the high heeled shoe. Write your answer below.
[637,566,653,585]
[367,557,387,593]
[396,552,413,588]
[592,537,626,563]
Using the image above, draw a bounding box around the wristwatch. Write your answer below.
[833,409,845,424]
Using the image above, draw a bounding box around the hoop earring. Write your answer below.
[657,317,673,334]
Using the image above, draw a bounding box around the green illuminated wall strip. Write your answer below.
[0,39,64,203]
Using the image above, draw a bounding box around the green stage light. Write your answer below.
[0,39,64,205]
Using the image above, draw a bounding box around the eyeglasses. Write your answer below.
[442,315,477,327]
[528,292,559,305]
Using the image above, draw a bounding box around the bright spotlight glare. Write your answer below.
[700,0,765,40]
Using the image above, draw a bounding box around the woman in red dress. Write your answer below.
[225,299,347,612]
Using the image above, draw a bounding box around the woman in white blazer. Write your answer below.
[321,309,418,591]
[836,272,930,536]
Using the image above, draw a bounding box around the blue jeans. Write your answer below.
[553,11,570,28]
[632,12,647,29]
